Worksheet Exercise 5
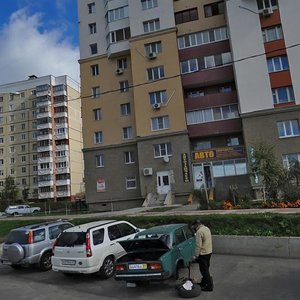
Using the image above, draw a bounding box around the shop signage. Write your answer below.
[181,153,190,183]
[192,146,245,161]
[96,178,106,192]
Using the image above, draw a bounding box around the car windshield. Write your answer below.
[135,233,171,248]
[56,232,86,247]
[6,231,28,244]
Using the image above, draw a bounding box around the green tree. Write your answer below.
[288,160,300,186]
[0,176,19,206]
[249,141,283,201]
[22,186,30,202]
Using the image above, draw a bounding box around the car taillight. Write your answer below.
[28,231,33,244]
[149,263,161,270]
[52,239,58,255]
[115,264,127,271]
[86,232,92,257]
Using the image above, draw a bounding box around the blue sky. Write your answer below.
[0,0,80,84]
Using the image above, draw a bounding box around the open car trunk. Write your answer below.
[118,238,169,262]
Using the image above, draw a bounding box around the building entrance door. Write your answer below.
[193,163,213,189]
[157,171,171,194]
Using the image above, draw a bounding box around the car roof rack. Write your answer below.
[24,219,71,229]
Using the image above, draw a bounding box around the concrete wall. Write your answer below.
[213,235,300,259]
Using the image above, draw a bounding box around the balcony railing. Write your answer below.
[55,144,69,151]
[56,179,71,186]
[37,133,52,141]
[55,133,69,140]
[38,157,53,163]
[38,192,54,199]
[56,167,70,174]
[54,112,68,118]
[37,112,52,119]
[37,145,53,152]
[38,180,54,187]
[38,169,53,175]
[56,191,71,198]
[37,122,52,130]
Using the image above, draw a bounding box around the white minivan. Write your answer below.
[51,220,141,278]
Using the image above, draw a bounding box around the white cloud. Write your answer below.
[0,9,80,85]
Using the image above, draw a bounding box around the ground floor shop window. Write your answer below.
[212,159,247,177]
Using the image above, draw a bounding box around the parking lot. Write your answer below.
[0,253,299,300]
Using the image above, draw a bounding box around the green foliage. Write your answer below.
[2,214,299,242]
[0,176,19,207]
[249,141,284,200]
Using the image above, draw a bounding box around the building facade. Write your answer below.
[0,75,83,202]
[78,0,299,210]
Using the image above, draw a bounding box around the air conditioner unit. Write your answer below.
[143,168,153,176]
[115,68,124,75]
[147,52,157,60]
[262,8,273,16]
[152,103,161,110]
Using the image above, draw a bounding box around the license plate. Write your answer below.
[129,263,147,270]
[61,259,76,266]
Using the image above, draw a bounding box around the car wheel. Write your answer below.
[33,210,39,214]
[99,256,115,279]
[177,284,201,298]
[11,264,22,270]
[39,252,52,271]
[7,243,24,264]
[13,212,18,216]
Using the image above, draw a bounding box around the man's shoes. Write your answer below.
[201,285,213,292]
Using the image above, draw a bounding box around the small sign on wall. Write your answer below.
[97,178,106,192]
[181,153,190,183]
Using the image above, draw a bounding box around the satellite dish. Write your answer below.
[163,156,169,163]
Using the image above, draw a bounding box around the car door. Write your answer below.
[174,228,192,266]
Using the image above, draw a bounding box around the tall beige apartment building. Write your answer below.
[0,75,83,202]
[78,0,300,211]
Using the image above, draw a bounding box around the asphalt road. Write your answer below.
[0,254,299,300]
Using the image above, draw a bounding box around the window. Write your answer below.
[10,125,15,132]
[123,127,133,139]
[22,167,26,173]
[90,43,98,55]
[119,81,129,92]
[33,165,38,172]
[147,66,165,80]
[0,138,3,144]
[108,225,122,241]
[10,115,14,121]
[121,103,131,116]
[282,153,300,169]
[194,141,211,150]
[262,25,283,43]
[180,59,198,74]
[108,27,130,43]
[143,19,160,33]
[10,158,15,164]
[178,27,228,49]
[21,145,26,152]
[118,223,137,236]
[227,137,240,146]
[33,154,38,161]
[257,0,278,10]
[88,2,95,13]
[149,90,167,105]
[154,143,172,157]
[94,131,103,144]
[204,1,225,17]
[21,155,26,162]
[91,64,99,76]
[277,120,300,138]
[212,159,247,177]
[175,8,198,25]
[151,116,169,131]
[126,176,137,190]
[10,169,15,175]
[124,151,135,164]
[141,0,158,10]
[107,6,129,23]
[186,104,239,125]
[96,154,104,167]
[267,56,289,73]
[10,136,15,142]
[93,229,104,246]
[144,41,162,56]
[91,86,100,98]
[89,23,97,34]
[93,108,102,121]
[21,123,25,130]
[186,89,204,98]
[21,133,26,140]
[272,86,295,104]
[117,58,128,69]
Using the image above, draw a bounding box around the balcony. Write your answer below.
[38,169,53,175]
[55,112,68,118]
[56,167,70,174]
[53,89,67,97]
[37,122,52,130]
[107,40,130,58]
[55,123,68,130]
[55,133,69,140]
[37,111,52,119]
[38,180,54,187]
[54,100,67,107]
[36,100,51,108]
[37,133,52,141]
[38,156,53,163]
[56,179,71,186]
[39,192,54,199]
[56,190,71,198]
[37,145,53,152]
[56,144,69,151]
[55,156,69,163]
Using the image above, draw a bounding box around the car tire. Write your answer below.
[39,252,52,271]
[33,210,39,214]
[99,256,115,279]
[13,212,18,216]
[7,243,24,264]
[11,264,22,270]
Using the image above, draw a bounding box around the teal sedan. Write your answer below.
[114,224,195,282]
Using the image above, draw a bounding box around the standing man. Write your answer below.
[192,219,213,292]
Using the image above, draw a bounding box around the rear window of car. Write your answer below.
[56,232,86,247]
[6,231,28,245]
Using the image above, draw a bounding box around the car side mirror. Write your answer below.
[135,228,140,233]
